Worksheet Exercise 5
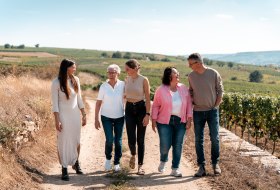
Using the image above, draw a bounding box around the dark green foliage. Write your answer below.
[228,62,234,68]
[216,61,225,67]
[101,52,109,58]
[4,43,10,48]
[220,93,280,154]
[231,76,237,81]
[249,70,263,83]
[123,52,132,59]
[160,57,171,62]
[112,51,122,58]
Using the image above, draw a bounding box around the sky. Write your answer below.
[1,0,280,55]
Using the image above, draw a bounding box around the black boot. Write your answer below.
[61,167,69,181]
[72,160,83,174]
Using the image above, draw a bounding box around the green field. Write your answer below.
[1,46,280,96]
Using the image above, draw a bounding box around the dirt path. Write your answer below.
[41,97,212,190]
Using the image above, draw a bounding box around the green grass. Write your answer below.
[1,46,280,96]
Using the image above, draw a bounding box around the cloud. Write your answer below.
[111,18,132,24]
[215,14,234,20]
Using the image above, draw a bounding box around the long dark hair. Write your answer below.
[58,59,78,99]
[162,66,176,85]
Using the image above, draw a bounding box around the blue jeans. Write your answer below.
[193,108,220,166]
[101,115,124,165]
[157,115,186,169]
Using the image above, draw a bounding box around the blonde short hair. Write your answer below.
[107,64,121,74]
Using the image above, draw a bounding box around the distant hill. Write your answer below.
[202,51,280,66]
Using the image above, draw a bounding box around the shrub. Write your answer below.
[231,76,237,81]
[4,43,10,48]
[249,70,263,83]
[161,57,171,62]
[123,52,132,59]
[203,58,213,66]
[228,62,234,68]
[101,52,108,58]
[216,61,225,67]
[112,51,122,58]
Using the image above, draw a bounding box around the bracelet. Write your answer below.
[146,113,150,116]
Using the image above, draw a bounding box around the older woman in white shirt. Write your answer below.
[95,64,125,172]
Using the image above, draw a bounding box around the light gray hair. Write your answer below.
[107,64,121,74]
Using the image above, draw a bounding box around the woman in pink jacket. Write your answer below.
[152,67,192,177]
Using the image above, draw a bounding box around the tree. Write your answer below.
[203,58,213,66]
[112,51,122,58]
[101,52,108,57]
[228,62,234,68]
[146,54,158,61]
[249,70,263,83]
[4,43,10,48]
[123,52,132,59]
[17,44,25,49]
[35,44,39,48]
[216,61,225,67]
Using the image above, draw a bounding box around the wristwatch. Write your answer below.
[146,113,150,116]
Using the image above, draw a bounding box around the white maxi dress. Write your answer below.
[51,76,84,167]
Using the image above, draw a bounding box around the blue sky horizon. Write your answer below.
[1,0,280,55]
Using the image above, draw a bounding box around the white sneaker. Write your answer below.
[114,164,121,172]
[170,169,182,177]
[158,161,166,173]
[105,159,112,171]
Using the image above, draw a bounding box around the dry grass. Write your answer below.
[0,76,52,146]
[0,63,58,80]
[0,75,55,189]
[184,126,280,190]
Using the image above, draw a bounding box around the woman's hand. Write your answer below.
[152,121,157,133]
[95,120,101,130]
[55,121,62,132]
[82,115,87,126]
[142,115,149,126]
[186,117,192,131]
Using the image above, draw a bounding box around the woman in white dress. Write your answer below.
[51,59,86,181]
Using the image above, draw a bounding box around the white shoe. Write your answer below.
[170,169,182,177]
[158,161,166,173]
[114,164,121,172]
[105,159,112,171]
